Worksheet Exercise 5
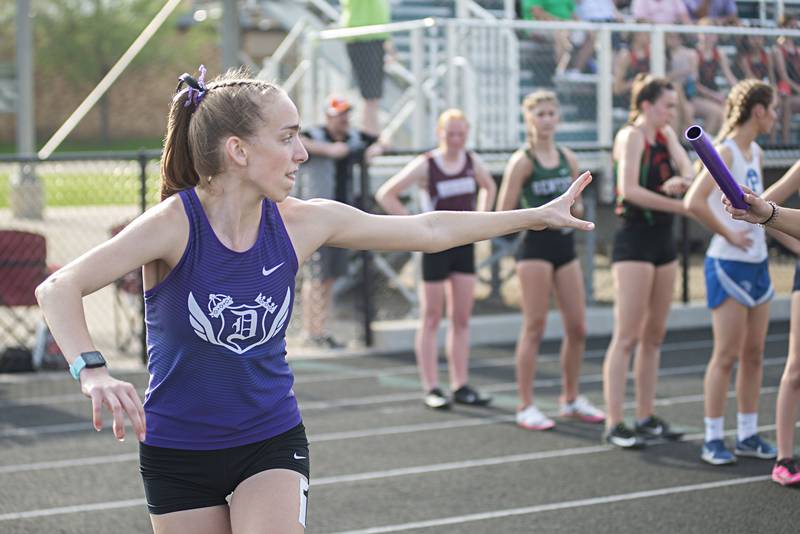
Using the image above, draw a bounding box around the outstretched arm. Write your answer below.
[281,172,595,263]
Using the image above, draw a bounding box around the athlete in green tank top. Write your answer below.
[519,147,574,209]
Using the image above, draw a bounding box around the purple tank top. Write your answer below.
[426,151,478,211]
[142,188,300,450]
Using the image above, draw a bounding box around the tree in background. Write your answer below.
[34,0,216,147]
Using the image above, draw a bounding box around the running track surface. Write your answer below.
[1,324,798,533]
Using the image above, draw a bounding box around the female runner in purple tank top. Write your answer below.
[35,68,593,533]
[374,109,498,410]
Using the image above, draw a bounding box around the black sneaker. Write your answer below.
[308,334,344,349]
[604,422,646,449]
[634,415,684,441]
[423,388,451,410]
[452,385,492,406]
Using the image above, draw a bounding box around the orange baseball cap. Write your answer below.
[325,96,352,116]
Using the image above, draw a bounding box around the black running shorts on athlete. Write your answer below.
[422,244,475,282]
[611,222,677,266]
[139,423,310,515]
[516,229,576,269]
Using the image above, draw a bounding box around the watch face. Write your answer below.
[82,351,106,367]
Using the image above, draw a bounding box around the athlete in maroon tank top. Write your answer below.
[375,109,497,409]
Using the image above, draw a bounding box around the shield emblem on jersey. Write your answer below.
[187,287,292,354]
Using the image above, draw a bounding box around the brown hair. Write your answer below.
[715,78,774,143]
[628,74,674,124]
[160,67,282,200]
[522,90,559,148]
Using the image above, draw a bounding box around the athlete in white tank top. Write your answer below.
[705,139,767,263]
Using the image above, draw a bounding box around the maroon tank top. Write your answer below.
[425,151,478,211]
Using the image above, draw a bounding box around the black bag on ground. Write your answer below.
[0,347,35,373]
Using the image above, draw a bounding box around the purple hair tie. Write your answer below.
[177,64,207,109]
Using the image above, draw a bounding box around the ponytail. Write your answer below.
[160,92,200,200]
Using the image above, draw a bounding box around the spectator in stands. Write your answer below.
[631,0,691,24]
[520,0,578,74]
[298,96,385,349]
[340,0,392,136]
[774,17,800,143]
[683,0,738,24]
[739,33,777,142]
[572,0,624,73]
[613,30,650,111]
[739,34,776,85]
[693,19,738,134]
[666,32,698,133]
[375,109,497,410]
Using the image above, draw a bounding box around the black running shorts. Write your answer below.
[139,423,310,515]
[346,40,385,100]
[794,262,800,293]
[515,229,576,269]
[611,222,677,266]
[422,244,475,282]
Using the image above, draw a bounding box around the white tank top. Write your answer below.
[705,139,767,263]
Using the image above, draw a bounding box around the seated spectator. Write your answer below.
[613,30,650,110]
[774,17,800,143]
[631,0,691,24]
[572,0,624,73]
[693,19,738,134]
[738,32,777,142]
[739,33,776,84]
[683,0,738,24]
[666,32,697,132]
[521,0,578,74]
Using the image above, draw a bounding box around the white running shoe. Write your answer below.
[516,405,556,431]
[560,395,606,424]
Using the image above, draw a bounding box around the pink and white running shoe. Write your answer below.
[560,395,606,424]
[772,457,800,486]
[516,405,556,431]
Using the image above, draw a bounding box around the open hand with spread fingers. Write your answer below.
[533,171,596,232]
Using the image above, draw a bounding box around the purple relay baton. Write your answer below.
[684,125,748,209]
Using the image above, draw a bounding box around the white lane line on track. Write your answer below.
[0,357,785,440]
[0,422,791,522]
[325,475,771,534]
[1,333,789,409]
[0,499,147,522]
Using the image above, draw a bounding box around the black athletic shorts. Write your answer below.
[139,423,310,515]
[793,262,800,292]
[516,229,576,269]
[611,222,677,266]
[346,40,385,100]
[422,244,475,282]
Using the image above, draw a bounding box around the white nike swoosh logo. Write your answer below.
[262,262,284,277]
[293,453,307,460]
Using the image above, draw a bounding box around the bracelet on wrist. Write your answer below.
[760,201,778,227]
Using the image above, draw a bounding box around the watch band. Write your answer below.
[69,351,106,380]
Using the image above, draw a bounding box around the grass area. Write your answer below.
[0,138,163,154]
[0,171,161,207]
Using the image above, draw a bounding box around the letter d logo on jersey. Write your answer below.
[187,285,291,354]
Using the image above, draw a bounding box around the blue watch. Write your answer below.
[69,351,107,380]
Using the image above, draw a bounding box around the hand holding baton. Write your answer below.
[684,125,748,209]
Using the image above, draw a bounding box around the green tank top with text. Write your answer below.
[519,147,572,209]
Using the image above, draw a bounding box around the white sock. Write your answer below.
[704,416,724,442]
[737,412,758,442]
